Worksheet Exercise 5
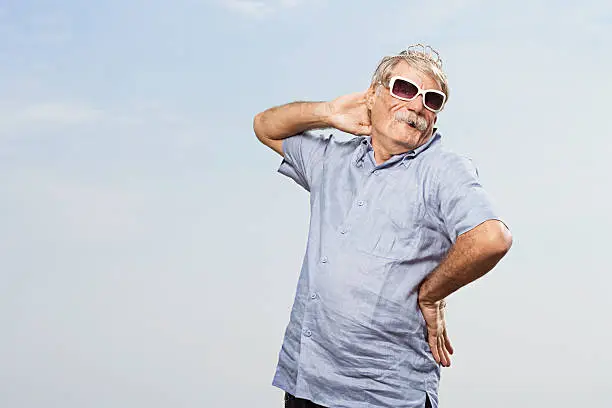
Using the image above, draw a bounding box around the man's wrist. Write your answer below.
[419,296,439,306]
[418,283,441,305]
[312,101,333,128]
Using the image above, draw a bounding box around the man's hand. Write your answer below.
[326,91,372,136]
[418,298,454,367]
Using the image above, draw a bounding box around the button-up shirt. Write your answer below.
[272,131,501,408]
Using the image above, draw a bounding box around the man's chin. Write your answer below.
[393,128,431,150]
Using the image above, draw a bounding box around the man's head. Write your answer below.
[366,44,449,155]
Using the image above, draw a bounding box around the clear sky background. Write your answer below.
[1,1,610,407]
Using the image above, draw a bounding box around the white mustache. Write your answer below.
[394,110,428,131]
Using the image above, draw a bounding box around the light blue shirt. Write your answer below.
[273,131,501,408]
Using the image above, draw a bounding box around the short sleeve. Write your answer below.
[278,132,330,192]
[435,155,503,242]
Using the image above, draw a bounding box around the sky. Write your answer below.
[0,0,611,407]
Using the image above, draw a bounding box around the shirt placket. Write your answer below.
[336,151,382,249]
[296,148,376,394]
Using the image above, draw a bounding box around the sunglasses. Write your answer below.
[381,76,446,113]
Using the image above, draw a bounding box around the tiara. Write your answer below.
[397,43,443,69]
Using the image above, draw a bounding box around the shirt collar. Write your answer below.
[353,130,442,168]
[411,130,441,157]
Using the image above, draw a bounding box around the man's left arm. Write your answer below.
[419,155,513,367]
[419,219,512,305]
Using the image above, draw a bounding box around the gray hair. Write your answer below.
[371,44,450,105]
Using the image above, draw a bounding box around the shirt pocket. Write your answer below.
[352,182,425,260]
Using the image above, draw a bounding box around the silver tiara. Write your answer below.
[397,43,443,69]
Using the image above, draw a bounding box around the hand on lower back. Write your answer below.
[418,298,454,367]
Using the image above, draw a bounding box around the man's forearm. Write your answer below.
[253,101,331,142]
[419,220,512,304]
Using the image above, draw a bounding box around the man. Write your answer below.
[253,44,512,408]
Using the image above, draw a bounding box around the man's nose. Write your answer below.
[404,94,425,113]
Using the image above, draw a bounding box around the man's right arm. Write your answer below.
[253,102,332,156]
[253,92,373,156]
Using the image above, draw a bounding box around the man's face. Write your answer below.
[367,60,442,153]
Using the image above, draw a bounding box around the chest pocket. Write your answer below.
[351,179,425,261]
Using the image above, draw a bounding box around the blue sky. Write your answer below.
[1,1,611,407]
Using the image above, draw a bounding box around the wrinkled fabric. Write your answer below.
[273,131,501,408]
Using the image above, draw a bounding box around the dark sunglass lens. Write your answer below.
[425,92,444,110]
[392,79,418,99]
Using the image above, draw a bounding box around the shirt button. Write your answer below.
[340,228,347,235]
[310,293,318,300]
[357,200,365,207]
[321,256,328,263]
[304,329,312,337]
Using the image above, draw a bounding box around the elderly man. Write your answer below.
[253,44,512,408]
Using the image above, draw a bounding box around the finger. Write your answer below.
[429,335,441,364]
[443,328,454,355]
[442,341,451,367]
[437,335,450,367]
[442,347,451,367]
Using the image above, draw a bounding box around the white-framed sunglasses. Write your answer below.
[380,76,447,113]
